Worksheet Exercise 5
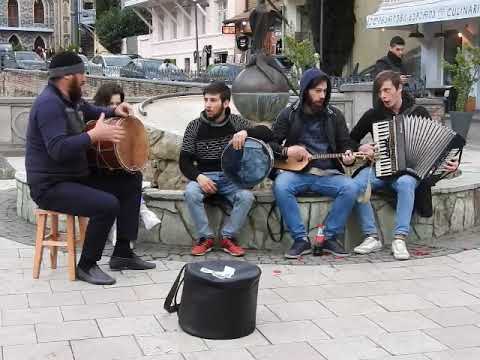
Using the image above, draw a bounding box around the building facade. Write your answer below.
[0,0,72,51]
[124,0,245,70]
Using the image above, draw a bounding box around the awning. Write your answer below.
[367,0,480,29]
[223,9,253,25]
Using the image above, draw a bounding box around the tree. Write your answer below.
[306,0,355,76]
[96,0,120,18]
[96,7,149,53]
[284,35,317,87]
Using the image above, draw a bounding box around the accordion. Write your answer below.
[372,114,465,180]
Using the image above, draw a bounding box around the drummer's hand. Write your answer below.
[87,113,126,143]
[230,130,248,150]
[342,150,355,166]
[114,102,133,117]
[196,174,217,194]
[287,145,311,161]
[444,159,459,173]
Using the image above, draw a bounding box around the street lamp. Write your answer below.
[192,0,200,73]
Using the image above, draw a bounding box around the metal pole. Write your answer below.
[194,1,200,73]
[319,0,324,63]
[71,0,79,47]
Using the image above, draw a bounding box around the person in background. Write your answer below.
[374,36,409,85]
[93,83,161,246]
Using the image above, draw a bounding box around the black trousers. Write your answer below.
[34,171,142,262]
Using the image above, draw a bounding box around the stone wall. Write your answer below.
[16,171,480,251]
[0,69,205,97]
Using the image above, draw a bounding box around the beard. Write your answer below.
[206,107,225,122]
[306,95,325,113]
[67,77,83,103]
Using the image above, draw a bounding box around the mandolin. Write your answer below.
[274,152,369,172]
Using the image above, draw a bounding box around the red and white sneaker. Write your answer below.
[220,238,245,257]
[191,238,214,256]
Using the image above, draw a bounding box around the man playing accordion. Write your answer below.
[25,52,155,285]
[351,70,460,260]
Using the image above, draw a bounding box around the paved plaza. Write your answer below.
[0,131,479,359]
[0,176,480,359]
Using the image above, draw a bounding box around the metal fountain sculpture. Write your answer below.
[231,0,292,123]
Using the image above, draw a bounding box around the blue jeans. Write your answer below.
[353,167,419,237]
[184,171,255,240]
[273,171,362,242]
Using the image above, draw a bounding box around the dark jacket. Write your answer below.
[26,82,114,202]
[269,68,356,173]
[350,92,435,217]
[374,51,407,77]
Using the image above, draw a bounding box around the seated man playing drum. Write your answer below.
[350,70,460,260]
[179,81,272,257]
[25,52,155,285]
[270,68,363,259]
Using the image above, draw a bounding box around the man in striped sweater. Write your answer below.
[179,82,272,256]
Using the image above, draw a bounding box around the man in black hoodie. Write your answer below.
[270,68,362,259]
[374,36,409,85]
[350,70,459,260]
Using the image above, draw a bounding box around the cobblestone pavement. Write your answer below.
[2,179,480,359]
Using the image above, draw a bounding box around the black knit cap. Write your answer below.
[48,52,85,79]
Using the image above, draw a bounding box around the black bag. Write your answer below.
[164,260,261,339]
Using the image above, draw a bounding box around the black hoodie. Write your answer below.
[269,68,356,173]
[350,92,435,217]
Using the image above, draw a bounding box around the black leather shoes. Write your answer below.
[76,264,116,285]
[109,254,156,271]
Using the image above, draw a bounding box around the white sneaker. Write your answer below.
[140,204,161,230]
[392,238,410,260]
[354,236,382,254]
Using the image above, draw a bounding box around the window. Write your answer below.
[34,0,44,24]
[217,0,227,33]
[184,13,191,37]
[8,0,19,27]
[171,9,178,39]
[158,14,165,41]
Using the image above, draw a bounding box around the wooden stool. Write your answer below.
[33,209,88,281]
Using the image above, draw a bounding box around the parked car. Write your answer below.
[207,63,244,82]
[124,53,142,59]
[120,58,164,79]
[78,54,103,76]
[91,54,132,77]
[120,58,188,81]
[2,51,47,71]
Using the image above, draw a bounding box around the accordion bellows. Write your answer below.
[373,115,465,180]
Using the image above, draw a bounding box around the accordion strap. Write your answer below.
[163,264,186,313]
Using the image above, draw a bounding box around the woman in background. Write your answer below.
[94,83,161,245]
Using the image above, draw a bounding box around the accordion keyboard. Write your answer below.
[372,121,396,177]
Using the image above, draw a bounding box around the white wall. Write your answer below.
[135,0,241,70]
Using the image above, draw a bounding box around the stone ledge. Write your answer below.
[16,171,480,251]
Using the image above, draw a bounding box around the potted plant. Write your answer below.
[444,45,480,139]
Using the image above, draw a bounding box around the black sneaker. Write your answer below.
[322,239,349,257]
[285,240,312,259]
